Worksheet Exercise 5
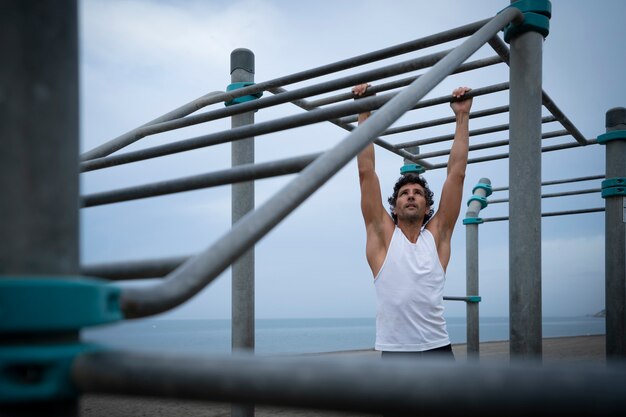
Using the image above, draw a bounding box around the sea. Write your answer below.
[82,316,605,356]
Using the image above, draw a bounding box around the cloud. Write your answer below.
[81,0,285,75]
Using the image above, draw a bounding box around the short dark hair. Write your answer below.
[387,173,435,225]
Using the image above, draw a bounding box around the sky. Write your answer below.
[78,0,625,320]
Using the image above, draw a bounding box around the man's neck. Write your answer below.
[397,220,422,243]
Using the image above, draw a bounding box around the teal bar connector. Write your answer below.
[0,277,122,404]
[597,130,626,144]
[467,296,482,303]
[467,195,488,209]
[472,182,493,197]
[225,82,263,106]
[0,344,101,403]
[0,277,122,333]
[463,217,484,225]
[502,0,552,43]
[400,164,425,175]
[601,177,626,199]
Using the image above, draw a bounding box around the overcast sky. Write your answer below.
[79,0,625,320]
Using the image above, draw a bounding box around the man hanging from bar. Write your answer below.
[353,83,472,360]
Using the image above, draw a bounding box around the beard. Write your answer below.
[397,209,423,225]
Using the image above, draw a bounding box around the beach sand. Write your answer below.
[80,335,605,417]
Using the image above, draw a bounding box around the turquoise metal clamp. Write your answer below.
[597,130,626,144]
[224,82,263,106]
[0,344,101,403]
[601,177,626,198]
[467,296,482,303]
[472,182,493,197]
[502,0,552,44]
[467,195,488,210]
[400,164,425,175]
[0,277,122,333]
[0,277,123,403]
[463,217,484,225]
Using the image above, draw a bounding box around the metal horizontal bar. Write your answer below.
[491,174,605,192]
[268,86,434,169]
[427,137,595,170]
[339,82,510,125]
[80,153,320,207]
[540,91,590,145]
[81,19,489,161]
[108,49,453,145]
[227,17,490,100]
[80,91,224,161]
[83,79,510,172]
[307,55,503,108]
[412,130,567,160]
[116,9,523,318]
[384,105,509,136]
[73,350,626,416]
[82,256,187,280]
[443,296,476,302]
[482,207,606,223]
[488,188,601,204]
[79,93,394,172]
[488,35,589,146]
[242,17,489,96]
[394,115,556,149]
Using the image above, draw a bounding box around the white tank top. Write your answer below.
[374,227,450,351]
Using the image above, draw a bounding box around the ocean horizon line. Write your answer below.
[150,315,604,321]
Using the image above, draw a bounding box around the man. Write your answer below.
[352,84,472,359]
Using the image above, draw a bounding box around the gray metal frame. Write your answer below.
[117,7,523,319]
[5,1,623,415]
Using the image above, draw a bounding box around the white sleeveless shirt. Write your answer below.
[374,227,450,351]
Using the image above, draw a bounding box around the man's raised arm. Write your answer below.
[427,87,473,267]
[352,84,394,276]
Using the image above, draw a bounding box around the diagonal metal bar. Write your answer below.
[488,35,589,145]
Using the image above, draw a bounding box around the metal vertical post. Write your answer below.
[602,107,626,360]
[464,179,490,360]
[230,48,255,417]
[1,0,79,276]
[0,0,79,415]
[466,222,480,359]
[508,11,544,359]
